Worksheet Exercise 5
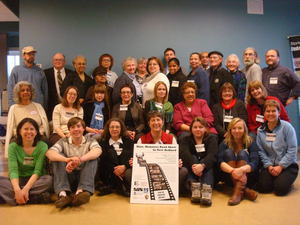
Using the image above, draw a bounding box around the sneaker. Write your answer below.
[28,192,52,204]
[72,191,91,206]
[200,184,212,205]
[55,195,73,208]
[190,182,201,203]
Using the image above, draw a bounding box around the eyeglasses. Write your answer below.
[53,59,65,62]
[184,91,195,95]
[109,126,121,129]
[76,63,86,66]
[67,92,77,96]
[222,90,233,94]
[121,91,132,95]
[102,59,111,62]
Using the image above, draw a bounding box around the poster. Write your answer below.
[288,35,300,77]
[130,144,179,204]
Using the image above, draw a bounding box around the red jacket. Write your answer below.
[247,96,290,133]
[140,131,173,144]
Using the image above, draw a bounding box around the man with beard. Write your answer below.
[241,47,262,102]
[7,46,48,109]
[262,49,300,108]
[208,51,235,108]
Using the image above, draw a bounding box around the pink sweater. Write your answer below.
[173,99,217,136]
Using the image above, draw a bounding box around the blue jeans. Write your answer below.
[52,157,97,196]
[186,156,214,187]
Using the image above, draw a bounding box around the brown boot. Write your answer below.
[228,160,247,205]
[244,188,258,201]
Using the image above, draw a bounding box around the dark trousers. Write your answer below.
[258,163,299,196]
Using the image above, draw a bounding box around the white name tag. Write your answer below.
[30,110,37,115]
[120,104,128,111]
[172,81,179,87]
[155,102,163,109]
[23,157,34,165]
[270,77,278,84]
[224,115,233,123]
[256,114,264,123]
[66,111,75,117]
[106,73,111,78]
[215,78,219,83]
[95,113,103,121]
[266,133,276,141]
[187,80,195,83]
[196,144,205,153]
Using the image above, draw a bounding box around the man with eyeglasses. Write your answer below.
[241,47,262,102]
[7,46,48,109]
[44,53,73,120]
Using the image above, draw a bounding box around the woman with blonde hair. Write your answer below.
[144,81,173,134]
[218,118,259,205]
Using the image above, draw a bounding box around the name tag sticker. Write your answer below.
[23,157,34,165]
[215,78,219,83]
[95,113,103,121]
[66,111,75,117]
[256,114,264,123]
[266,133,276,141]
[106,73,111,78]
[270,77,278,84]
[187,80,195,83]
[155,102,163,109]
[30,110,37,115]
[224,115,233,123]
[196,144,205,153]
[172,81,179,87]
[120,105,128,111]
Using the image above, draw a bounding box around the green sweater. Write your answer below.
[8,141,48,180]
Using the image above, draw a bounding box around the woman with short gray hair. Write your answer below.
[61,55,94,104]
[135,57,148,85]
[225,54,246,101]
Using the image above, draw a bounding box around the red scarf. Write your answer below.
[221,99,236,110]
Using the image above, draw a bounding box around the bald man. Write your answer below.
[44,53,73,120]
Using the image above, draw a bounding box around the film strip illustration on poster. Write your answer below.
[130,144,179,204]
[136,153,175,201]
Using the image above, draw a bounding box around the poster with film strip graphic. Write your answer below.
[130,144,179,204]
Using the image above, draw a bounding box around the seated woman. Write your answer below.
[5,81,50,158]
[98,118,133,197]
[142,56,170,107]
[135,57,149,85]
[257,100,299,196]
[49,86,83,146]
[112,84,145,142]
[98,53,118,88]
[212,83,247,143]
[144,81,173,134]
[112,57,142,104]
[0,118,52,206]
[225,54,246,101]
[173,82,217,144]
[83,84,110,142]
[187,52,210,104]
[61,55,94,104]
[84,66,113,107]
[137,110,188,195]
[180,117,218,205]
[167,58,187,106]
[218,118,259,205]
[246,80,289,140]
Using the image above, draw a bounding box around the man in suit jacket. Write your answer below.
[44,53,72,121]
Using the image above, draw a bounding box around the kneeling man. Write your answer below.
[46,117,102,208]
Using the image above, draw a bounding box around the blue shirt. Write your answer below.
[7,62,48,109]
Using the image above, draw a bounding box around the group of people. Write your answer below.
[0,45,299,208]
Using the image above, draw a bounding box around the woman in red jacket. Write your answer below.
[246,80,290,140]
